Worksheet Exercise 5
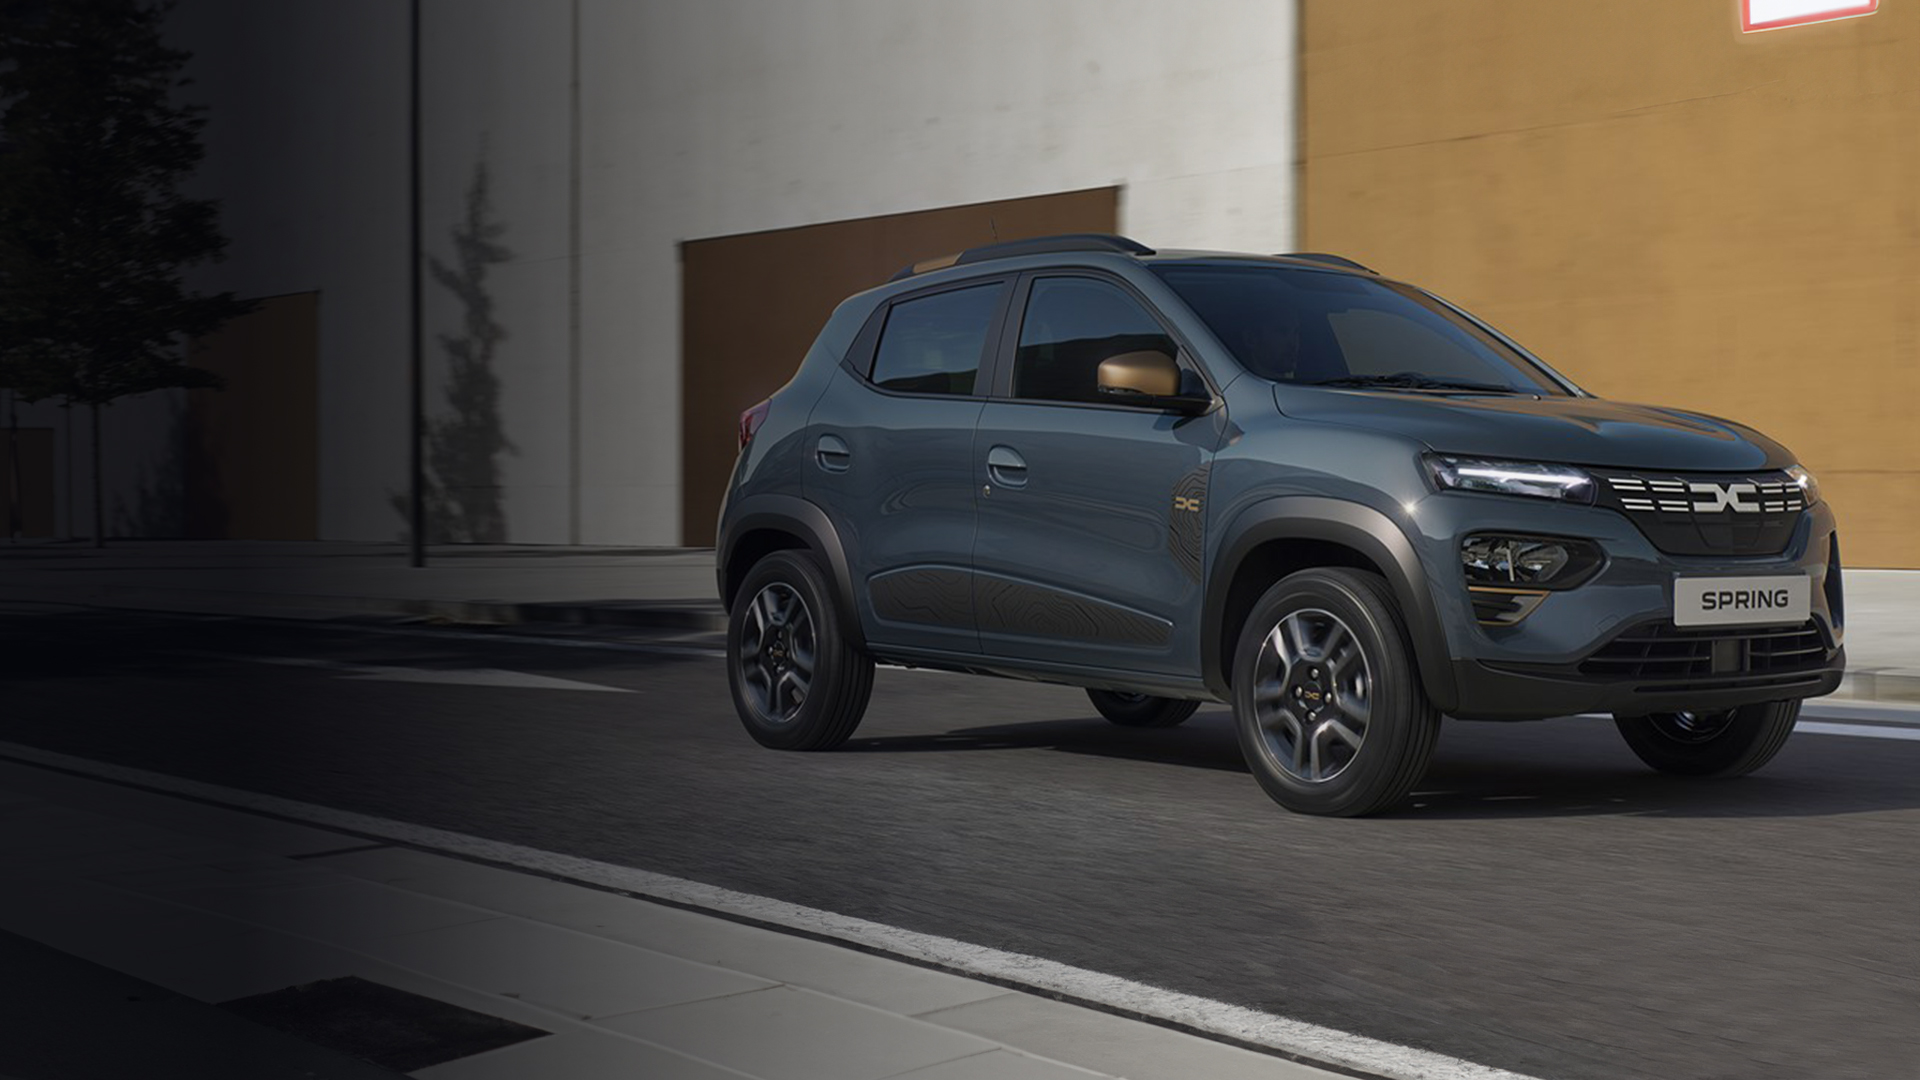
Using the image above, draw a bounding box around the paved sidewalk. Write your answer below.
[0,539,1915,701]
[0,751,1344,1080]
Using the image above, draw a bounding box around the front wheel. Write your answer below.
[728,550,874,750]
[1230,568,1440,817]
[1086,689,1200,728]
[1614,700,1800,777]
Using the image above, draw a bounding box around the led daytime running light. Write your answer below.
[1452,465,1591,489]
[1426,455,1598,504]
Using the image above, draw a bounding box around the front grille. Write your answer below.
[1594,469,1804,556]
[1576,621,1828,681]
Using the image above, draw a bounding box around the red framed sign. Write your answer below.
[1741,0,1879,32]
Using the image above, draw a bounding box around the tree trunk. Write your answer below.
[91,402,104,548]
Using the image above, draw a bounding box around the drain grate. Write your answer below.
[224,976,548,1073]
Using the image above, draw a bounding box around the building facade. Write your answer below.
[1300,0,1915,568]
[12,0,1917,568]
[4,0,1295,548]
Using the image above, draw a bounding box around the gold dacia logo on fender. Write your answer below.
[1173,495,1203,513]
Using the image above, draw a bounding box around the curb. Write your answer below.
[0,587,730,634]
[1832,668,1920,706]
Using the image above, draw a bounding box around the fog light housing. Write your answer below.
[1460,534,1602,589]
[1461,536,1602,623]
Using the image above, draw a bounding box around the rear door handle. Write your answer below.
[986,445,1028,488]
[816,434,852,473]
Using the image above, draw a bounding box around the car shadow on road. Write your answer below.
[843,712,1251,773]
[847,709,1920,820]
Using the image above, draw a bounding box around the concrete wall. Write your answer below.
[163,0,1297,546]
[1301,0,1918,567]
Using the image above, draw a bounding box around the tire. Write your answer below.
[1614,700,1800,777]
[1087,689,1200,728]
[1229,568,1441,817]
[728,550,874,750]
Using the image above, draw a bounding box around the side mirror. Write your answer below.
[1097,351,1212,415]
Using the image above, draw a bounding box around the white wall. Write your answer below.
[168,0,1297,545]
[580,0,1297,545]
[171,0,411,541]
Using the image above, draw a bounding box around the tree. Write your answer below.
[0,0,252,546]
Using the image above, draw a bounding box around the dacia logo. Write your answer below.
[1689,481,1761,514]
[1173,495,1203,513]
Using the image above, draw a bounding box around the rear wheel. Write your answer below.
[1086,689,1199,728]
[1230,568,1440,817]
[728,550,874,750]
[1614,700,1800,777]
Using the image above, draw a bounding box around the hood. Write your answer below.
[1272,386,1793,472]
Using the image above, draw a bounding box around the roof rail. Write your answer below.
[1276,252,1376,274]
[890,233,1154,282]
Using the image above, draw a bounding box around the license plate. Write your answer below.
[1673,575,1809,627]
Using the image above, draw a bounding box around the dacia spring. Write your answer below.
[715,234,1844,817]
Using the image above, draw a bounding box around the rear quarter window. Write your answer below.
[869,284,1001,395]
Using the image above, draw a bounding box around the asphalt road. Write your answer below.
[2,605,1915,1080]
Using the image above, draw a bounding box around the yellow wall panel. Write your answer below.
[1304,0,1920,565]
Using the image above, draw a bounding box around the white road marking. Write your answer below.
[0,740,1540,1080]
[1580,709,1920,741]
[269,621,730,659]
[200,653,633,694]
[1796,720,1920,742]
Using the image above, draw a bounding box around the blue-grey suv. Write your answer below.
[716,234,1844,816]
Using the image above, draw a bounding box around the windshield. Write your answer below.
[1151,264,1572,396]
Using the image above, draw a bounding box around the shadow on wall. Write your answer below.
[392,156,517,543]
[116,397,188,538]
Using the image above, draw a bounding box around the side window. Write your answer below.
[868,283,1001,395]
[1013,278,1177,405]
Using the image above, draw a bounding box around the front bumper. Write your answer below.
[1449,649,1844,721]
[1407,492,1844,721]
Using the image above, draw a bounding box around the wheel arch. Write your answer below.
[718,493,866,651]
[1203,497,1458,712]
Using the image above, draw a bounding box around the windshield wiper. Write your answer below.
[1309,373,1522,394]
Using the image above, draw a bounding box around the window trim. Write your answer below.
[841,275,1014,401]
[987,270,1221,414]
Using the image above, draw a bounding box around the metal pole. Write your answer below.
[6,389,20,542]
[408,0,425,567]
[567,0,581,545]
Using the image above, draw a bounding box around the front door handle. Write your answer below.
[816,434,852,473]
[986,445,1028,488]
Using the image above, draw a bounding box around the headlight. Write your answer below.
[1425,455,1596,504]
[1786,464,1820,507]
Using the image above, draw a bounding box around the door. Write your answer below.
[185,292,319,539]
[972,274,1225,676]
[806,278,1011,655]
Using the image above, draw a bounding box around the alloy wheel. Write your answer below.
[739,582,816,723]
[1250,608,1372,783]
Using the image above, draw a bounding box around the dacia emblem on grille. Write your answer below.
[1173,495,1203,513]
[1689,481,1761,514]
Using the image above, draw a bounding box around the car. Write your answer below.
[714,233,1844,817]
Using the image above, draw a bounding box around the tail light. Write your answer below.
[739,398,772,450]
